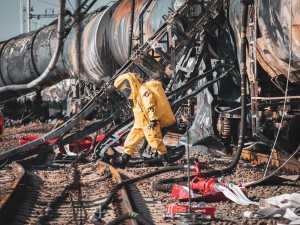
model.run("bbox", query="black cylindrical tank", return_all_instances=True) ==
[0,24,65,88]
[0,24,66,101]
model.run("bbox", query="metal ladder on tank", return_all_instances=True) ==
[248,0,259,137]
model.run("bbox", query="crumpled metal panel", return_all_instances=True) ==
[109,0,185,66]
[256,0,300,83]
[41,79,71,102]
[63,2,120,83]
[229,0,300,83]
[178,79,226,156]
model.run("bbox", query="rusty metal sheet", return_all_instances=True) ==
[256,0,300,83]
[233,148,300,173]
[109,0,185,66]
[63,2,120,84]
[229,0,300,83]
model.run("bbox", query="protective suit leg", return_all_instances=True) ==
[142,124,167,155]
[124,124,145,156]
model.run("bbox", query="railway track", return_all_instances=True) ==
[0,147,299,225]
[0,154,146,225]
[0,162,25,219]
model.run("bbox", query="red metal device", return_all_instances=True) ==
[165,204,216,219]
[0,110,4,141]
[172,163,247,202]
[19,134,106,154]
[19,132,126,155]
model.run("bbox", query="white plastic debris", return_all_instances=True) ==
[244,193,300,224]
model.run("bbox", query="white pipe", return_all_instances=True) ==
[214,184,245,205]
[230,184,258,205]
[215,182,258,205]
[0,0,66,93]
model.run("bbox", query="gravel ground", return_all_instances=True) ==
[121,160,300,225]
[0,123,299,225]
[0,166,16,200]
[0,123,54,153]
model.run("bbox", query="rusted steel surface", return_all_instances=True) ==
[109,0,185,65]
[256,0,300,82]
[229,0,300,83]
[0,24,67,102]
[98,160,138,225]
[0,162,25,215]
[109,0,147,65]
[233,148,300,173]
[63,3,120,84]
[0,25,65,88]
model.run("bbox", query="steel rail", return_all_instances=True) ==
[0,162,25,221]
[95,161,138,225]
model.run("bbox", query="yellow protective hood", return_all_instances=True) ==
[114,73,142,104]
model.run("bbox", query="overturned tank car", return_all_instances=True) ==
[0,0,299,171]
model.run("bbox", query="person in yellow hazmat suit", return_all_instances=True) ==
[111,72,177,168]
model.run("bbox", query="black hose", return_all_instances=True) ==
[98,165,185,211]
[200,1,248,177]
[152,182,175,191]
[85,134,98,156]
[107,212,154,225]
[152,177,187,191]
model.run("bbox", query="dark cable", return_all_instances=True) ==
[107,212,154,225]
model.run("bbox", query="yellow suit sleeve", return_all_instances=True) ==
[139,86,158,121]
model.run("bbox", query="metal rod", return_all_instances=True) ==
[77,0,82,110]
[27,0,31,32]
[20,0,24,34]
[186,120,191,213]
[290,0,293,52]
[252,96,300,100]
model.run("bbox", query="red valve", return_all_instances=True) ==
[172,162,246,203]
[191,163,219,195]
